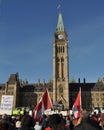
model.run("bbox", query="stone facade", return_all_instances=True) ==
[70,79,104,110]
[0,74,104,110]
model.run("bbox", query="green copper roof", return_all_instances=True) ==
[56,13,64,32]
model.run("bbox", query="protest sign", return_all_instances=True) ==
[0,95,14,115]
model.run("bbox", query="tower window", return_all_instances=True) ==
[57,63,59,78]
[59,87,63,93]
[59,46,61,53]
[63,46,64,53]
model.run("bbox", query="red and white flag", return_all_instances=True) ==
[72,88,82,119]
[33,89,53,121]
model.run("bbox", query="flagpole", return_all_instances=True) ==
[57,4,61,12]
[80,87,82,111]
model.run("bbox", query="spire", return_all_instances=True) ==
[56,13,64,32]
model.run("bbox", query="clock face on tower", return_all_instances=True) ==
[58,34,64,39]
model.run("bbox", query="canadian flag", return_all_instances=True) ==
[33,89,53,121]
[72,88,82,119]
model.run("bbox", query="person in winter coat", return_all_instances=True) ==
[0,120,9,130]
[45,114,70,130]
[34,121,42,130]
[73,112,101,130]
[20,114,35,130]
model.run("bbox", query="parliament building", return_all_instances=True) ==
[0,13,104,111]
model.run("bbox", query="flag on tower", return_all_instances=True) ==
[33,89,53,121]
[57,4,61,9]
[72,88,82,119]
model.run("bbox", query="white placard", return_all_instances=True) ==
[0,95,14,115]
[60,111,68,116]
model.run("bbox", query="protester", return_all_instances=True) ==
[34,121,42,130]
[0,120,9,130]
[0,114,15,130]
[15,115,21,130]
[20,114,35,130]
[40,114,49,130]
[71,117,79,128]
[65,116,70,127]
[99,113,104,130]
[45,114,70,130]
[72,110,101,130]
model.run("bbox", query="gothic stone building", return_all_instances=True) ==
[0,13,104,110]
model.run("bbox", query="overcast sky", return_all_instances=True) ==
[0,0,104,83]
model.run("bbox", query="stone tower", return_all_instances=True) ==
[5,73,20,109]
[53,13,69,109]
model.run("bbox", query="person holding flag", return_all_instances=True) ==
[33,88,53,122]
[71,87,82,128]
[72,88,101,130]
[72,87,82,120]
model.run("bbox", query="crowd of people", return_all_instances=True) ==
[0,110,104,130]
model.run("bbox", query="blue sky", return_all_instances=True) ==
[0,0,104,83]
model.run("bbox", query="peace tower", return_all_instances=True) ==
[53,13,69,109]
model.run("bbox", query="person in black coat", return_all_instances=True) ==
[46,114,70,130]
[73,114,101,130]
[20,114,35,130]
